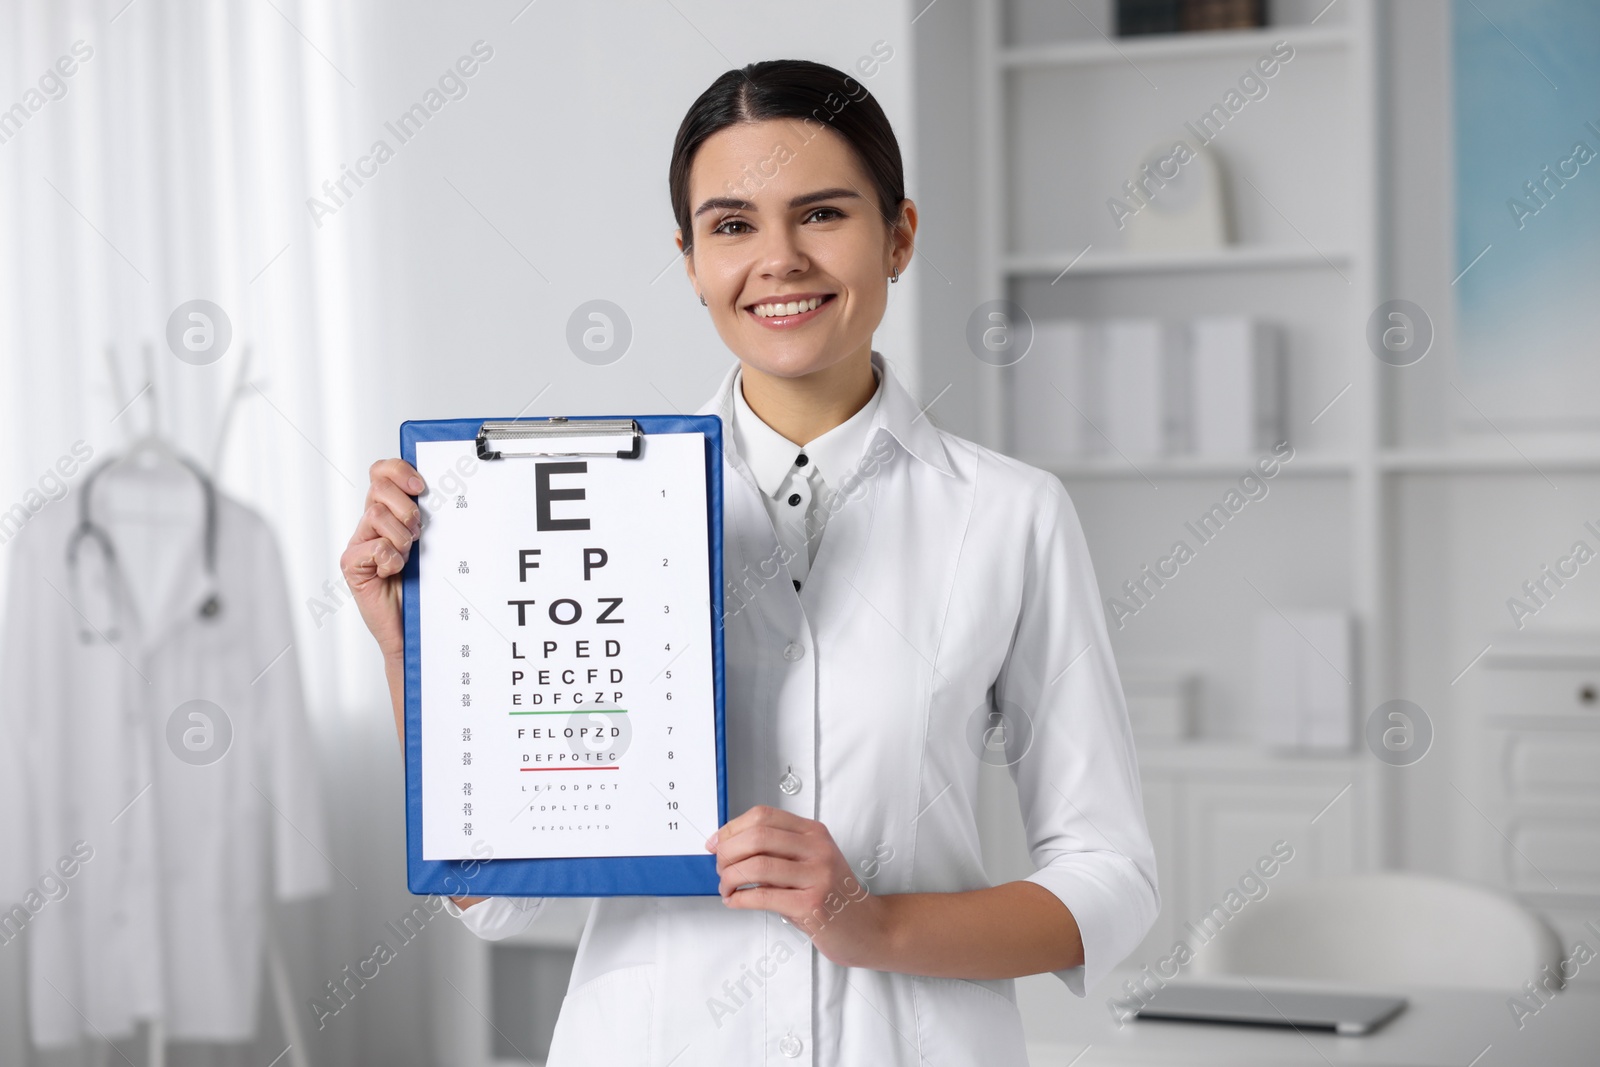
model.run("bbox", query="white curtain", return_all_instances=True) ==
[0,1,430,1064]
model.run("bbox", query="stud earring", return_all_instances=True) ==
[699,293,707,306]
[890,266,900,283]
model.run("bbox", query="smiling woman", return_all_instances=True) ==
[343,57,1160,1067]
[668,61,916,445]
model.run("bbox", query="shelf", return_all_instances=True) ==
[1022,453,1354,479]
[1479,628,1600,667]
[1029,449,1600,478]
[1134,740,1362,772]
[1004,244,1351,278]
[1379,448,1600,474]
[1000,24,1350,71]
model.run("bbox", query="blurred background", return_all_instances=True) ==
[1,0,1598,1064]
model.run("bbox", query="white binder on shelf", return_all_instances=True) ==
[1011,319,1097,458]
[1097,318,1186,458]
[1256,608,1354,751]
[1190,316,1285,457]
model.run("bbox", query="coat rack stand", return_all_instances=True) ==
[77,342,306,1067]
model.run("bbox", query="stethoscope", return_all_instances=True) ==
[66,455,222,643]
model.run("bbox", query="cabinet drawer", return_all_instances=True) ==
[1477,665,1600,721]
[1505,818,1600,894]
[1501,733,1600,804]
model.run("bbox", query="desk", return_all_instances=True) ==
[1021,970,1600,1066]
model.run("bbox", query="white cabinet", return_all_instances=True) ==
[1131,776,1181,963]
[996,742,1367,1048]
[1133,746,1365,966]
[1457,640,1600,932]
[983,743,1368,980]
[432,897,592,1067]
[1180,776,1358,899]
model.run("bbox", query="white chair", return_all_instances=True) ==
[1188,872,1564,990]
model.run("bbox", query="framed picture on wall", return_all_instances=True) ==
[1452,0,1600,440]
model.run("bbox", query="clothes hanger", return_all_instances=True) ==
[110,342,188,476]
[94,336,256,615]
[116,341,230,520]
[70,342,223,637]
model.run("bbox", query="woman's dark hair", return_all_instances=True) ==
[669,58,905,256]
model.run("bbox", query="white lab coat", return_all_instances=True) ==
[455,350,1160,1065]
[0,461,330,1047]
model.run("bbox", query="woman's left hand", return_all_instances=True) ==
[706,805,890,968]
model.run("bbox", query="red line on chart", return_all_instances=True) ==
[519,766,620,771]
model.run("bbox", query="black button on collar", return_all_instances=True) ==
[795,453,809,467]
[792,579,801,591]
[787,492,802,506]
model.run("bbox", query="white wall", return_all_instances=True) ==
[339,5,920,1062]
[344,0,921,433]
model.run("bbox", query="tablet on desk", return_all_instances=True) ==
[1135,982,1408,1035]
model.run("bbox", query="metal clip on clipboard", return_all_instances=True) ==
[475,417,643,460]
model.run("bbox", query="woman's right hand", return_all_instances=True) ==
[341,458,425,664]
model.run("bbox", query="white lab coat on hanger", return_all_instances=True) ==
[0,460,331,1047]
[453,349,1160,1065]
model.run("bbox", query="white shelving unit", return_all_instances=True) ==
[970,0,1389,935]
[965,5,1600,995]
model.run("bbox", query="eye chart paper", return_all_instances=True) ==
[411,430,720,864]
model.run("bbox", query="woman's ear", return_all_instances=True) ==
[676,229,697,290]
[891,199,918,275]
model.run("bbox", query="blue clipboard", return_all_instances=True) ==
[399,414,726,898]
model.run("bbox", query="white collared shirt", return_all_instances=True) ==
[729,360,882,589]
[455,349,1160,1066]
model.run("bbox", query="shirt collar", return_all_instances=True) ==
[730,362,882,498]
[698,349,955,485]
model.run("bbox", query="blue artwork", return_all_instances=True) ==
[1453,0,1600,431]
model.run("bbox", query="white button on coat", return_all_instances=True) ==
[457,349,1160,1066]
